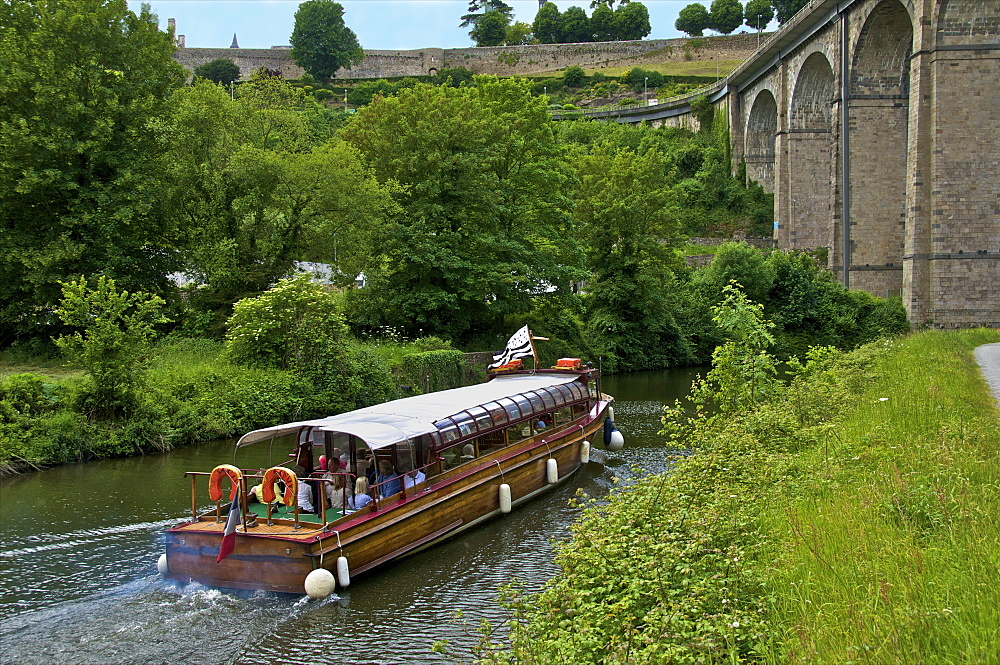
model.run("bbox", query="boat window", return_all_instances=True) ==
[555,406,572,425]
[451,412,477,437]
[435,420,461,445]
[468,406,493,432]
[526,392,545,413]
[537,388,557,410]
[553,384,574,405]
[513,395,532,419]
[572,403,587,418]
[499,397,521,421]
[508,421,531,444]
[589,382,599,398]
[476,429,506,454]
[484,401,508,426]
[568,382,586,400]
[533,414,553,433]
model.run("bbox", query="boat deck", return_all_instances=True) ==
[170,502,334,540]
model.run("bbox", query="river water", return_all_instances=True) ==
[0,368,700,665]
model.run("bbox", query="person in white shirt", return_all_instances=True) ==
[292,465,314,513]
[401,462,426,490]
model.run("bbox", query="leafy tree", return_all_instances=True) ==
[693,242,775,305]
[623,67,663,93]
[471,10,509,46]
[159,77,397,333]
[589,0,629,7]
[290,0,364,84]
[563,65,587,87]
[744,0,774,33]
[590,4,615,40]
[341,77,582,342]
[0,0,185,347]
[561,6,592,43]
[459,0,513,28]
[433,66,476,87]
[575,144,689,371]
[193,58,240,85]
[533,2,563,44]
[675,3,710,36]
[772,0,809,23]
[504,21,536,45]
[54,276,168,419]
[613,2,651,40]
[709,0,744,34]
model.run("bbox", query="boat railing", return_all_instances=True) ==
[184,469,349,531]
[369,457,440,512]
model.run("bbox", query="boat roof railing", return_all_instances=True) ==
[235,373,587,451]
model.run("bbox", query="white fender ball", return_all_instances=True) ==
[157,553,169,576]
[546,458,558,484]
[607,429,625,452]
[499,483,512,514]
[336,556,351,589]
[580,440,590,464]
[305,568,337,599]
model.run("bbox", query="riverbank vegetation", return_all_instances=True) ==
[2,0,906,472]
[463,322,1000,663]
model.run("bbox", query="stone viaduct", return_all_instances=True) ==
[561,0,999,329]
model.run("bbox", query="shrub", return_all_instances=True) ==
[563,65,586,87]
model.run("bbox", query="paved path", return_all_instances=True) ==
[975,343,1000,408]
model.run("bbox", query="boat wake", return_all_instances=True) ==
[0,518,179,558]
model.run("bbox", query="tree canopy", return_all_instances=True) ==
[193,58,240,85]
[533,2,563,44]
[613,2,651,40]
[772,0,809,24]
[676,3,711,36]
[471,10,509,46]
[290,0,364,83]
[744,0,774,32]
[341,77,582,341]
[0,0,185,347]
[709,0,744,35]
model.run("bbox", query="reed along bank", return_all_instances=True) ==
[471,328,1000,664]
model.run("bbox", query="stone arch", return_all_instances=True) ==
[936,0,1000,46]
[851,1,913,98]
[846,0,913,296]
[745,89,777,193]
[784,52,836,250]
[790,52,835,131]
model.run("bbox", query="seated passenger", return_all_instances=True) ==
[536,418,548,429]
[347,477,372,510]
[325,472,353,511]
[460,443,475,460]
[400,462,426,490]
[292,465,314,513]
[375,460,402,498]
[247,481,282,504]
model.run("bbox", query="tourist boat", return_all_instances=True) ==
[159,351,624,598]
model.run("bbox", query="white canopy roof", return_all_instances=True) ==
[235,373,581,450]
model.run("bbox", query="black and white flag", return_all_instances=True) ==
[488,325,533,369]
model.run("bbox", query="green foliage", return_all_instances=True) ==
[693,242,775,304]
[0,0,185,347]
[397,350,468,393]
[533,2,562,43]
[193,58,240,85]
[772,0,809,24]
[224,273,348,372]
[504,21,536,46]
[590,4,615,40]
[159,76,397,332]
[560,6,591,43]
[676,2,711,36]
[709,0,744,35]
[690,94,714,132]
[622,67,664,93]
[341,77,583,343]
[290,0,364,83]
[575,144,691,371]
[744,0,774,32]
[613,2,652,40]
[563,65,587,87]
[471,10,509,46]
[432,67,476,87]
[54,276,169,419]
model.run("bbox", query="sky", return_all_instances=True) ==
[126,1,750,51]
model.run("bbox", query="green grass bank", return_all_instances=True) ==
[470,328,1000,663]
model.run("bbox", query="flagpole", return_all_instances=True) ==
[527,328,539,371]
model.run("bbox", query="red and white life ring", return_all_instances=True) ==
[262,466,298,506]
[208,464,243,502]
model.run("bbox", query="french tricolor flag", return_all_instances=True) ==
[216,493,241,563]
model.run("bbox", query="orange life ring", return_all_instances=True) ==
[208,464,243,502]
[261,467,298,506]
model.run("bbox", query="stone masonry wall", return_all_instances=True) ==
[172,35,760,81]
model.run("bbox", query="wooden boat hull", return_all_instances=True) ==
[164,405,607,595]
